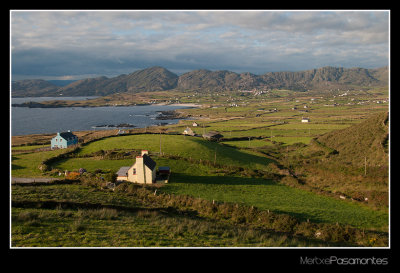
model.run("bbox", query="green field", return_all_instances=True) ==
[12,207,318,247]
[11,87,389,247]
[50,149,387,230]
[76,134,274,171]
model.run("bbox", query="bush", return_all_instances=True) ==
[272,214,299,233]
[65,172,80,180]
[294,221,318,237]
[38,164,50,172]
[280,175,301,187]
[103,172,117,183]
[317,223,353,243]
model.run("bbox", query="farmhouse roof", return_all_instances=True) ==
[59,131,77,140]
[116,166,130,177]
[143,154,156,170]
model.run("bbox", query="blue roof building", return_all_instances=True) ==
[51,131,78,149]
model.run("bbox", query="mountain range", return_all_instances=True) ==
[11,66,388,97]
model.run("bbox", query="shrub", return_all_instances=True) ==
[317,223,353,243]
[216,202,235,220]
[272,214,299,233]
[66,172,80,180]
[294,221,318,237]
[280,175,301,187]
[103,172,117,183]
[38,163,51,172]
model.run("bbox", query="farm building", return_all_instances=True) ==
[301,117,310,123]
[51,131,78,149]
[192,122,199,127]
[202,131,224,141]
[116,150,156,184]
[158,166,171,175]
[157,166,171,183]
[183,127,195,136]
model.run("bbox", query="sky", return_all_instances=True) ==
[10,10,390,81]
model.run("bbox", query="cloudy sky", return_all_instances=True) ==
[11,10,389,80]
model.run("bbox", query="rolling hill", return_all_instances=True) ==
[11,79,59,97]
[316,111,389,167]
[12,66,388,97]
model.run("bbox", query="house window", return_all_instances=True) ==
[133,168,136,175]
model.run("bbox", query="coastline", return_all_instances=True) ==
[11,103,196,137]
[11,100,203,109]
[153,102,202,108]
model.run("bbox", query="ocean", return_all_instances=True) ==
[11,97,193,136]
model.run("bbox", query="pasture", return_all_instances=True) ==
[11,87,389,246]
[50,137,387,230]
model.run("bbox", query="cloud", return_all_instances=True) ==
[11,10,389,79]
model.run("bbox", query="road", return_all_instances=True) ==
[11,177,58,184]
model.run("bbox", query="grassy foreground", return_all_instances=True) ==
[11,182,387,247]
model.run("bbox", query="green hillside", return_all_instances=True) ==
[77,134,274,171]
[317,111,389,167]
[283,111,389,210]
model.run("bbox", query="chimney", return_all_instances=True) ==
[141,150,149,156]
[135,155,145,183]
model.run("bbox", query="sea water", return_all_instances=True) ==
[11,97,192,136]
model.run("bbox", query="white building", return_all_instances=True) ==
[116,150,156,184]
[183,127,195,136]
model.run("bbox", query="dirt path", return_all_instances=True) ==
[11,177,58,184]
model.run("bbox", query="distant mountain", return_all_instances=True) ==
[55,66,179,96]
[11,66,388,97]
[177,69,262,91]
[12,79,59,97]
[125,66,178,93]
[177,66,388,92]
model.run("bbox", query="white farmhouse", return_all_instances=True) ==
[183,127,195,136]
[301,117,310,123]
[116,150,156,184]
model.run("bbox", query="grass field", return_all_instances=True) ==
[11,204,333,247]
[11,87,389,247]
[76,134,274,171]
[12,149,66,177]
[50,154,388,230]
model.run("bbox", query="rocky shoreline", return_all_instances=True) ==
[91,123,136,129]
[155,110,182,120]
[11,101,98,108]
[11,100,201,109]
